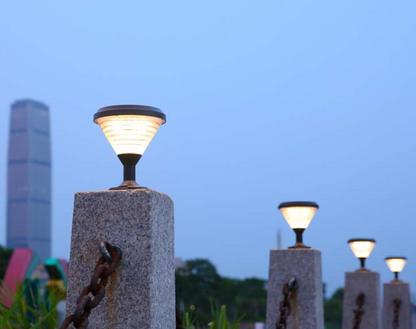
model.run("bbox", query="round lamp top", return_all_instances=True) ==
[348,238,376,244]
[385,257,407,273]
[278,201,319,209]
[385,256,407,261]
[93,105,167,123]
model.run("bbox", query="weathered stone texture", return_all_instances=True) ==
[382,281,411,329]
[66,189,175,329]
[266,249,324,329]
[342,271,380,329]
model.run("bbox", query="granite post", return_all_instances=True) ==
[266,249,324,329]
[382,281,411,329]
[342,271,381,329]
[65,189,175,329]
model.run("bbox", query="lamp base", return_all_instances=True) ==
[355,268,370,273]
[391,279,403,283]
[289,243,311,249]
[110,180,147,190]
[290,229,310,249]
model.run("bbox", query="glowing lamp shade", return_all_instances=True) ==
[95,115,165,156]
[385,257,407,274]
[278,201,319,249]
[94,105,167,190]
[279,204,319,229]
[348,239,376,259]
[348,238,376,271]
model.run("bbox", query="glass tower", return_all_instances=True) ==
[7,99,52,261]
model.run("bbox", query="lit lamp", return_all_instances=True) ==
[93,105,166,190]
[385,257,407,281]
[348,239,376,271]
[278,201,319,249]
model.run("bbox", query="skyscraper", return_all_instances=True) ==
[7,99,52,261]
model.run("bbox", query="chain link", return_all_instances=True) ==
[392,298,401,329]
[275,278,298,329]
[59,242,122,329]
[352,293,365,329]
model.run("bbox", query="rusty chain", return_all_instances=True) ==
[392,298,401,329]
[59,242,122,329]
[352,293,365,329]
[275,277,298,329]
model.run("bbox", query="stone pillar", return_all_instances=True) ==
[382,281,412,329]
[266,249,324,329]
[65,189,175,329]
[342,271,381,329]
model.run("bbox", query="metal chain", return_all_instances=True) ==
[352,293,365,329]
[275,277,298,329]
[392,298,401,329]
[59,242,122,329]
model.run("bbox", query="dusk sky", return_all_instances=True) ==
[1,1,415,296]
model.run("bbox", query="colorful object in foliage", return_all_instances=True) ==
[45,258,69,298]
[0,248,39,306]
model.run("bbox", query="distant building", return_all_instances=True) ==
[6,99,52,261]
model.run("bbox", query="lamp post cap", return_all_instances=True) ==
[94,105,166,123]
[348,238,376,244]
[278,201,319,209]
[385,256,407,260]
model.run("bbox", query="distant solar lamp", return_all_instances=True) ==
[385,257,407,281]
[278,201,319,249]
[94,105,166,190]
[348,238,376,271]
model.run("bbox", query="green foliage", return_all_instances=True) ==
[324,288,344,329]
[208,303,245,329]
[0,245,13,280]
[0,281,63,328]
[182,306,197,329]
[176,259,267,325]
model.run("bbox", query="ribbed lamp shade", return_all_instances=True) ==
[386,257,407,273]
[93,105,167,190]
[279,206,318,229]
[95,115,165,156]
[348,239,376,259]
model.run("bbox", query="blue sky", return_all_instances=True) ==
[1,1,416,296]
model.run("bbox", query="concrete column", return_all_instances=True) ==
[65,189,175,329]
[342,271,381,329]
[266,249,324,329]
[382,281,411,329]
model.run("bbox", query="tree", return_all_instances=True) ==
[0,245,13,280]
[324,288,344,329]
[176,259,267,326]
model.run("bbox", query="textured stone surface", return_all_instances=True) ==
[66,189,175,329]
[342,271,380,329]
[266,249,324,329]
[382,281,411,329]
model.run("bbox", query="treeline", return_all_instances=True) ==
[0,245,13,280]
[176,258,344,328]
[175,259,267,325]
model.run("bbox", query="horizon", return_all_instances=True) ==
[1,1,416,297]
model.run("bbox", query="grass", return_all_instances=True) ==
[182,301,247,329]
[0,280,63,329]
[208,303,245,329]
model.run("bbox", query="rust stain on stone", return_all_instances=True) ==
[106,271,118,328]
[291,296,299,328]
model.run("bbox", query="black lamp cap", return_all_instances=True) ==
[278,201,319,209]
[94,105,167,123]
[348,238,376,244]
[385,256,407,260]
